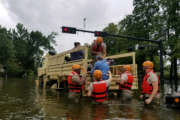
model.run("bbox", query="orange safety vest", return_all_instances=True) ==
[67,71,83,93]
[92,43,103,52]
[142,70,160,94]
[92,82,107,103]
[119,71,134,90]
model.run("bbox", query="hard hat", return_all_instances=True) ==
[123,65,131,71]
[72,64,81,70]
[93,70,102,79]
[96,37,103,43]
[142,61,154,69]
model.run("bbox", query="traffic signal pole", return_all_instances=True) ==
[62,26,164,93]
[159,41,164,93]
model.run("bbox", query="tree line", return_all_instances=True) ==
[0,23,57,78]
[103,0,180,91]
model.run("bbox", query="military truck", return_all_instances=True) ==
[36,45,138,96]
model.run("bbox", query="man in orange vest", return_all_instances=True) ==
[140,61,160,105]
[68,64,86,101]
[91,37,107,61]
[117,65,134,101]
[88,70,112,103]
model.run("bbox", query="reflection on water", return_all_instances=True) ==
[0,78,180,120]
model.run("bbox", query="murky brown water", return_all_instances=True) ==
[0,78,180,120]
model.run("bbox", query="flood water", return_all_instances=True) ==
[0,78,180,120]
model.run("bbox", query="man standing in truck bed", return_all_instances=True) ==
[91,37,106,61]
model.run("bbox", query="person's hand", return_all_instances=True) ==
[96,52,101,54]
[120,80,124,85]
[116,80,120,84]
[139,95,143,99]
[82,74,87,77]
[145,97,152,104]
[108,71,111,75]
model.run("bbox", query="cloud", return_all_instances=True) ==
[2,0,108,32]
[1,0,133,52]
[0,0,17,28]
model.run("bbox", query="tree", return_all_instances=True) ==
[12,23,57,77]
[0,26,14,65]
[160,0,180,91]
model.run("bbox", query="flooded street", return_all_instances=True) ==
[0,78,180,120]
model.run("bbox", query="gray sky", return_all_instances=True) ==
[0,0,133,52]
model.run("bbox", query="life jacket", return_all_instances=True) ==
[92,43,103,52]
[119,71,134,90]
[67,71,83,93]
[92,82,107,103]
[142,70,160,94]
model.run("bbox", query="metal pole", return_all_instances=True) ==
[159,40,164,94]
[83,18,86,29]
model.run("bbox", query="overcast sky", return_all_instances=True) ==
[0,0,133,52]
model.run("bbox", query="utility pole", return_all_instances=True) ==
[83,18,86,29]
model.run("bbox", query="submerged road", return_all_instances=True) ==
[0,78,179,120]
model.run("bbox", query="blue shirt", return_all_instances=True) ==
[91,59,110,80]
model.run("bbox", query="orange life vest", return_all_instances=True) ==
[142,71,160,94]
[92,82,107,103]
[67,71,83,93]
[92,43,103,52]
[119,71,134,90]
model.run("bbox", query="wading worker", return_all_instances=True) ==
[68,64,86,101]
[91,37,106,61]
[88,70,112,103]
[117,65,134,101]
[140,61,160,105]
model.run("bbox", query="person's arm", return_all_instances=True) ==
[119,74,128,85]
[71,74,83,84]
[145,73,159,104]
[80,74,86,85]
[105,71,112,87]
[90,62,98,74]
[103,47,107,58]
[145,81,158,104]
[108,71,112,82]
[88,84,93,96]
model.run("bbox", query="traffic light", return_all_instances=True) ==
[62,26,76,34]
[94,31,107,37]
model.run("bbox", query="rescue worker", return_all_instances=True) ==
[67,64,86,102]
[117,65,134,101]
[91,54,110,81]
[140,61,160,105]
[88,70,112,103]
[91,37,106,61]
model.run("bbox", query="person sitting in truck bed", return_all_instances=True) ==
[70,42,84,61]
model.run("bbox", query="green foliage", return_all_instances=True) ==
[7,59,24,77]
[0,26,14,65]
[103,0,180,80]
[0,23,57,77]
